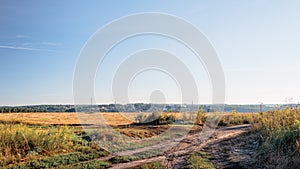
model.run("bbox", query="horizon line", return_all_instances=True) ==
[0,102,296,107]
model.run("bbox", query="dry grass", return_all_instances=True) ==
[218,112,259,127]
[0,112,257,127]
[0,112,183,126]
[0,113,80,125]
[2,110,299,168]
[0,123,90,167]
[116,125,171,138]
[0,112,144,126]
[255,109,300,168]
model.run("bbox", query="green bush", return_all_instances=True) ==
[158,114,176,125]
[134,113,176,125]
[195,106,206,125]
[109,155,140,164]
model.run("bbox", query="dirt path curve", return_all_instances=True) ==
[101,124,252,169]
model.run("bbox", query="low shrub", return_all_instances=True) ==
[109,155,140,164]
[134,112,176,125]
[218,113,258,127]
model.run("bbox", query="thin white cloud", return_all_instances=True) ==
[41,41,62,46]
[15,34,31,39]
[0,45,58,52]
[21,42,33,46]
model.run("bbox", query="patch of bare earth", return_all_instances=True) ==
[98,124,259,169]
[200,126,259,169]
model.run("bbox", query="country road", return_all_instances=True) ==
[98,124,256,169]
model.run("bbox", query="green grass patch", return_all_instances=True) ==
[109,155,140,164]
[129,162,164,169]
[186,151,215,169]
[3,150,109,169]
[56,160,111,169]
[132,149,161,159]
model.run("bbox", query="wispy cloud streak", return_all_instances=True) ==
[0,45,58,52]
[15,35,31,39]
[41,41,62,46]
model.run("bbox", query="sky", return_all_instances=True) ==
[0,0,300,105]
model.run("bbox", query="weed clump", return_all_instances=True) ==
[186,151,215,169]
[0,122,108,167]
[256,109,300,168]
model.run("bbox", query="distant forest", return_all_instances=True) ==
[0,103,295,113]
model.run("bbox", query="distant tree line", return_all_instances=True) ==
[0,107,47,113]
[0,105,73,113]
[0,104,290,113]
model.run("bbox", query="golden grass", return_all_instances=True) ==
[0,123,80,166]
[0,112,182,126]
[0,112,136,126]
[0,113,79,125]
[0,112,258,127]
[255,109,300,168]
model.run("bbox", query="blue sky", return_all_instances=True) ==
[0,1,300,105]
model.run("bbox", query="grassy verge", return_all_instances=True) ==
[3,151,109,169]
[218,112,258,127]
[255,109,300,168]
[0,122,109,168]
[109,155,140,164]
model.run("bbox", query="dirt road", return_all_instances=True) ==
[100,124,256,169]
